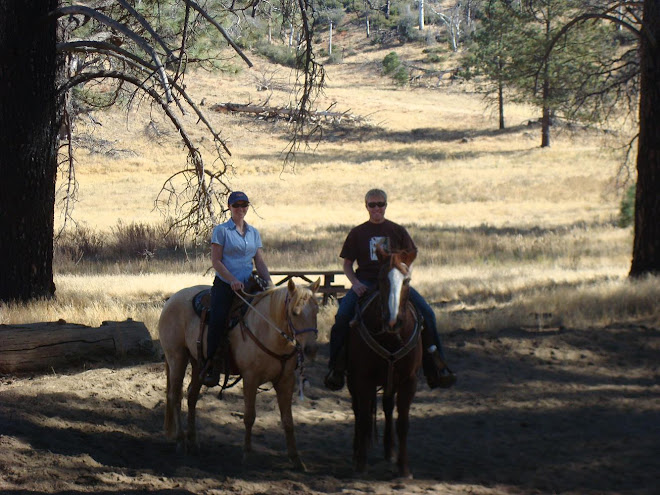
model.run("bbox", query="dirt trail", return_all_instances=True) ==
[1,323,658,494]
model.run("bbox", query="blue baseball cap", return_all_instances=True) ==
[228,191,249,205]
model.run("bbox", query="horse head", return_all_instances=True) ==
[376,246,416,330]
[286,278,320,360]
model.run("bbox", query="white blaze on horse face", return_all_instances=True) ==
[387,267,406,327]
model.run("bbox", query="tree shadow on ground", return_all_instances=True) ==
[1,321,657,494]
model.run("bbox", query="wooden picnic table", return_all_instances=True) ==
[269,270,347,305]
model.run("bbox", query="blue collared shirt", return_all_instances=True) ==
[211,218,262,284]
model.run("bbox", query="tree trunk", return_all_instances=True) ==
[498,79,505,130]
[630,1,660,276]
[0,0,63,302]
[541,76,551,147]
[540,16,551,148]
[419,0,425,30]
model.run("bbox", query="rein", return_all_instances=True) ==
[355,292,420,396]
[235,289,318,397]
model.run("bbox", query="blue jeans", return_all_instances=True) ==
[408,287,447,361]
[328,283,447,366]
[207,276,235,359]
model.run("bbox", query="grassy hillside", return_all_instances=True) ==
[58,33,633,232]
[4,36,657,338]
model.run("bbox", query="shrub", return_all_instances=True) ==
[255,41,298,68]
[393,66,409,86]
[111,220,160,259]
[423,53,446,64]
[326,50,344,64]
[618,184,636,228]
[382,52,401,75]
[55,225,106,262]
[397,15,426,42]
[382,52,409,86]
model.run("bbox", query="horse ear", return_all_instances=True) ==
[401,249,417,266]
[376,245,389,263]
[287,278,296,293]
[310,278,321,293]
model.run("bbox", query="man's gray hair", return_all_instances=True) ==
[365,188,387,203]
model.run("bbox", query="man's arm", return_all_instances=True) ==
[343,258,368,296]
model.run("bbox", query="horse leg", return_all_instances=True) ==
[352,387,375,474]
[395,377,417,479]
[164,353,188,454]
[241,375,258,464]
[185,359,203,455]
[274,374,306,471]
[383,392,396,463]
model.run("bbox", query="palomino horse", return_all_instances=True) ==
[347,248,422,478]
[158,278,320,470]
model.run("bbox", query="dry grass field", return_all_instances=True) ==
[1,38,659,495]
[9,40,652,334]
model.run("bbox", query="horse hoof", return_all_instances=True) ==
[292,459,307,472]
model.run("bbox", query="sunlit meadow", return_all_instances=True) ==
[2,44,658,340]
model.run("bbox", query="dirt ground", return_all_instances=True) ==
[1,321,658,495]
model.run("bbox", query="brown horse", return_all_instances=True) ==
[347,248,422,478]
[158,278,320,470]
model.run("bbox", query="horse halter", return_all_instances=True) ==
[284,291,319,342]
[235,288,318,369]
[234,289,317,346]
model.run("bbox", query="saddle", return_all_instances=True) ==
[192,274,268,321]
[193,275,269,377]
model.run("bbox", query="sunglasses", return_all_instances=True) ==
[231,202,249,208]
[367,201,387,208]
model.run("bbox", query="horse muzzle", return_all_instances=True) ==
[295,327,319,361]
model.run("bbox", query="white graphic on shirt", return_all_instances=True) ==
[369,236,390,260]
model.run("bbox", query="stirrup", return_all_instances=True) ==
[426,367,456,389]
[199,346,225,387]
[201,365,221,387]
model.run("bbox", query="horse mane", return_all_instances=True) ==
[248,283,316,326]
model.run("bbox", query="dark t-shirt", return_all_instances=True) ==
[339,219,417,283]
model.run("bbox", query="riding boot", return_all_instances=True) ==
[201,338,227,387]
[324,315,351,391]
[420,326,456,389]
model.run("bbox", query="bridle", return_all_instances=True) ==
[235,288,318,392]
[354,265,420,395]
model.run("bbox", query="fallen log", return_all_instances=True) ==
[0,319,154,373]
[210,102,360,123]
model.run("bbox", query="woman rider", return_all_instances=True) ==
[201,191,272,387]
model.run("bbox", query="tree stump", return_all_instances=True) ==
[0,319,154,373]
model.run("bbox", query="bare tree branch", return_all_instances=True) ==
[60,69,226,234]
[57,40,232,156]
[184,0,254,68]
[51,5,174,102]
[116,0,176,63]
